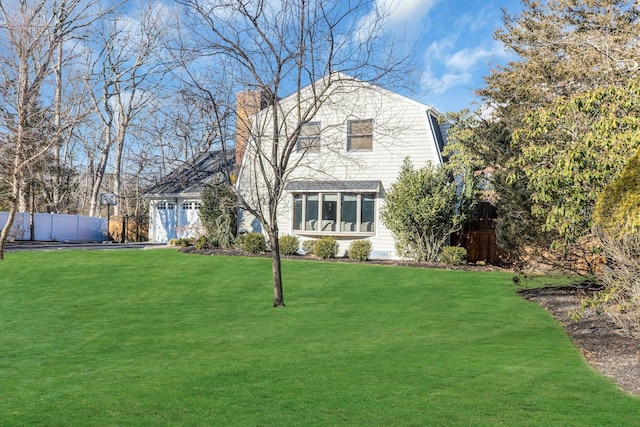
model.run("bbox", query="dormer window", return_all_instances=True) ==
[347,119,373,151]
[297,121,321,153]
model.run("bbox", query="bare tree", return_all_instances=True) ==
[0,0,95,259]
[178,0,411,306]
[159,13,237,176]
[146,86,235,176]
[85,3,168,217]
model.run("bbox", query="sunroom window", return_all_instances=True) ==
[292,192,376,234]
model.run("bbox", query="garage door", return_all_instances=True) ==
[153,201,176,242]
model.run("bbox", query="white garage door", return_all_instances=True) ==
[153,201,176,242]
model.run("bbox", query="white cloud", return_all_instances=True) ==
[446,42,509,72]
[424,37,456,60]
[378,0,441,27]
[421,69,471,94]
[355,0,440,41]
[453,8,492,33]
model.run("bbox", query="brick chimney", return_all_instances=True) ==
[236,90,267,176]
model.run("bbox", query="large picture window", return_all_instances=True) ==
[292,192,376,234]
[347,119,373,151]
[297,121,321,153]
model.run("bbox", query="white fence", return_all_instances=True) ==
[0,212,107,242]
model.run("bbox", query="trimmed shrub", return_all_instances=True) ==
[440,246,467,265]
[301,239,315,255]
[347,240,371,261]
[168,237,194,247]
[314,237,339,259]
[279,235,300,255]
[240,232,266,254]
[195,236,220,250]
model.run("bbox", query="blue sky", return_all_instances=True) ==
[118,0,524,115]
[386,0,523,113]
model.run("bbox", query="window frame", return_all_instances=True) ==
[297,121,322,153]
[347,119,373,151]
[157,201,175,210]
[291,191,376,236]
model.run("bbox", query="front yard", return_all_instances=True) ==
[1,249,638,425]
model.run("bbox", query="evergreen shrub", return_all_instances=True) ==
[439,246,467,265]
[302,239,315,255]
[279,235,300,255]
[314,237,339,259]
[347,240,371,261]
[240,233,266,254]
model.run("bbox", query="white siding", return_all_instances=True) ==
[236,76,443,259]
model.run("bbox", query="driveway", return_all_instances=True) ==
[5,242,167,252]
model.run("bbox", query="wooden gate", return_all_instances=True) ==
[462,230,501,265]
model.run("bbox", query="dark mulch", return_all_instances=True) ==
[519,285,640,396]
[178,246,504,271]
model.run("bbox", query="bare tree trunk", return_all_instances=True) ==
[270,232,285,307]
[0,206,17,260]
[88,144,110,217]
[112,122,126,216]
[0,172,21,260]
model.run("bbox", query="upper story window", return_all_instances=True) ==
[347,119,373,151]
[297,121,321,153]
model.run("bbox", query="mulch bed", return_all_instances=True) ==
[519,285,640,396]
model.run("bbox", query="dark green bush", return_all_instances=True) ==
[347,240,372,261]
[301,239,315,255]
[240,232,266,254]
[279,235,300,255]
[439,246,467,265]
[200,182,237,248]
[314,237,339,259]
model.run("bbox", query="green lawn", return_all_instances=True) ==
[1,250,638,426]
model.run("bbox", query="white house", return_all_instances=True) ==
[145,149,235,243]
[236,73,446,259]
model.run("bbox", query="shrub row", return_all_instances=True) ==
[179,233,465,265]
[168,237,194,247]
